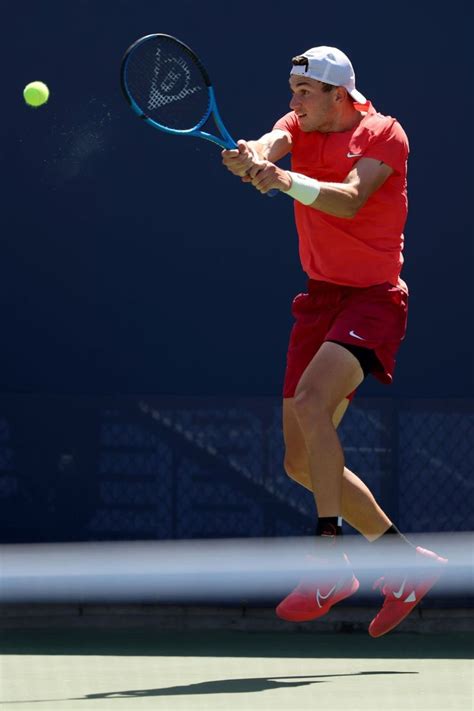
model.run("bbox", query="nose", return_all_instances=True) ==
[289,94,299,110]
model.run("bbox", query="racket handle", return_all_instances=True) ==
[266,189,278,198]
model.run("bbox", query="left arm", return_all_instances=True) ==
[250,158,394,218]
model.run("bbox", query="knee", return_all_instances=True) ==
[293,385,332,429]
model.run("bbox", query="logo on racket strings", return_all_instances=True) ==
[148,48,202,110]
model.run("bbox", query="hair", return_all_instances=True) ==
[320,82,335,93]
[322,83,355,103]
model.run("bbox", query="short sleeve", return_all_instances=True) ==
[273,111,299,140]
[363,120,409,175]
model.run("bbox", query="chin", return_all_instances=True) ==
[297,117,313,132]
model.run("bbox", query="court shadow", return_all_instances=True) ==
[2,671,418,705]
[82,670,418,700]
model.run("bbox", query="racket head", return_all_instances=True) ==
[121,33,276,195]
[120,33,213,134]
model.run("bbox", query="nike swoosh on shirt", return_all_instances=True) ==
[347,152,363,158]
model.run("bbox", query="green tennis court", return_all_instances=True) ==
[1,628,472,711]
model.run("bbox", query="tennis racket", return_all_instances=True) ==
[120,33,277,197]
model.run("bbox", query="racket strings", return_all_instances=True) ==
[148,54,202,110]
[124,36,211,131]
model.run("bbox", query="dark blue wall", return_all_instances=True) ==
[1,0,472,398]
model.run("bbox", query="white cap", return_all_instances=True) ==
[290,46,367,104]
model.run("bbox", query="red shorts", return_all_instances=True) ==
[283,279,408,399]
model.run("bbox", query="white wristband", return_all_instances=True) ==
[284,171,321,205]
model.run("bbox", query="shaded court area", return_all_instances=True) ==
[1,629,472,711]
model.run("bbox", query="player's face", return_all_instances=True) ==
[289,76,338,132]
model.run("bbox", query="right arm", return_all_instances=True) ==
[248,129,292,163]
[221,129,291,179]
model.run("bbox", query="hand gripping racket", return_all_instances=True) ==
[120,33,277,197]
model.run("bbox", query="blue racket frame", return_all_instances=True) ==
[121,34,237,149]
[124,85,237,150]
[120,34,277,195]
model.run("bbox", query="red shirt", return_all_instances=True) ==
[273,105,409,287]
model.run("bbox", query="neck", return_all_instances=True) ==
[322,105,364,133]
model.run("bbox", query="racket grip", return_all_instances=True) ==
[266,189,278,198]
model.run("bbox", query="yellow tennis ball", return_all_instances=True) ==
[23,81,50,108]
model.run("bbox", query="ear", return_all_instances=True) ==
[334,87,347,103]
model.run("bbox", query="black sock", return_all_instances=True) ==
[316,516,343,538]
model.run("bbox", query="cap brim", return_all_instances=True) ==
[349,88,367,104]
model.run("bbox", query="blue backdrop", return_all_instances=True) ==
[1,0,471,399]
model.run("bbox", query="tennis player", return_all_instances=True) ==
[222,46,447,637]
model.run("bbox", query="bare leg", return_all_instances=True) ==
[283,392,391,541]
[292,342,365,517]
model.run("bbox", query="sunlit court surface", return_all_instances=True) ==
[1,535,473,711]
[1,629,472,711]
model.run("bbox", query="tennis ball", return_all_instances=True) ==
[23,81,50,108]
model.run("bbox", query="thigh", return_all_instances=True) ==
[283,284,370,402]
[326,281,409,385]
[294,341,364,415]
[283,289,337,400]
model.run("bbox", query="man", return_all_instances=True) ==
[222,46,447,637]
